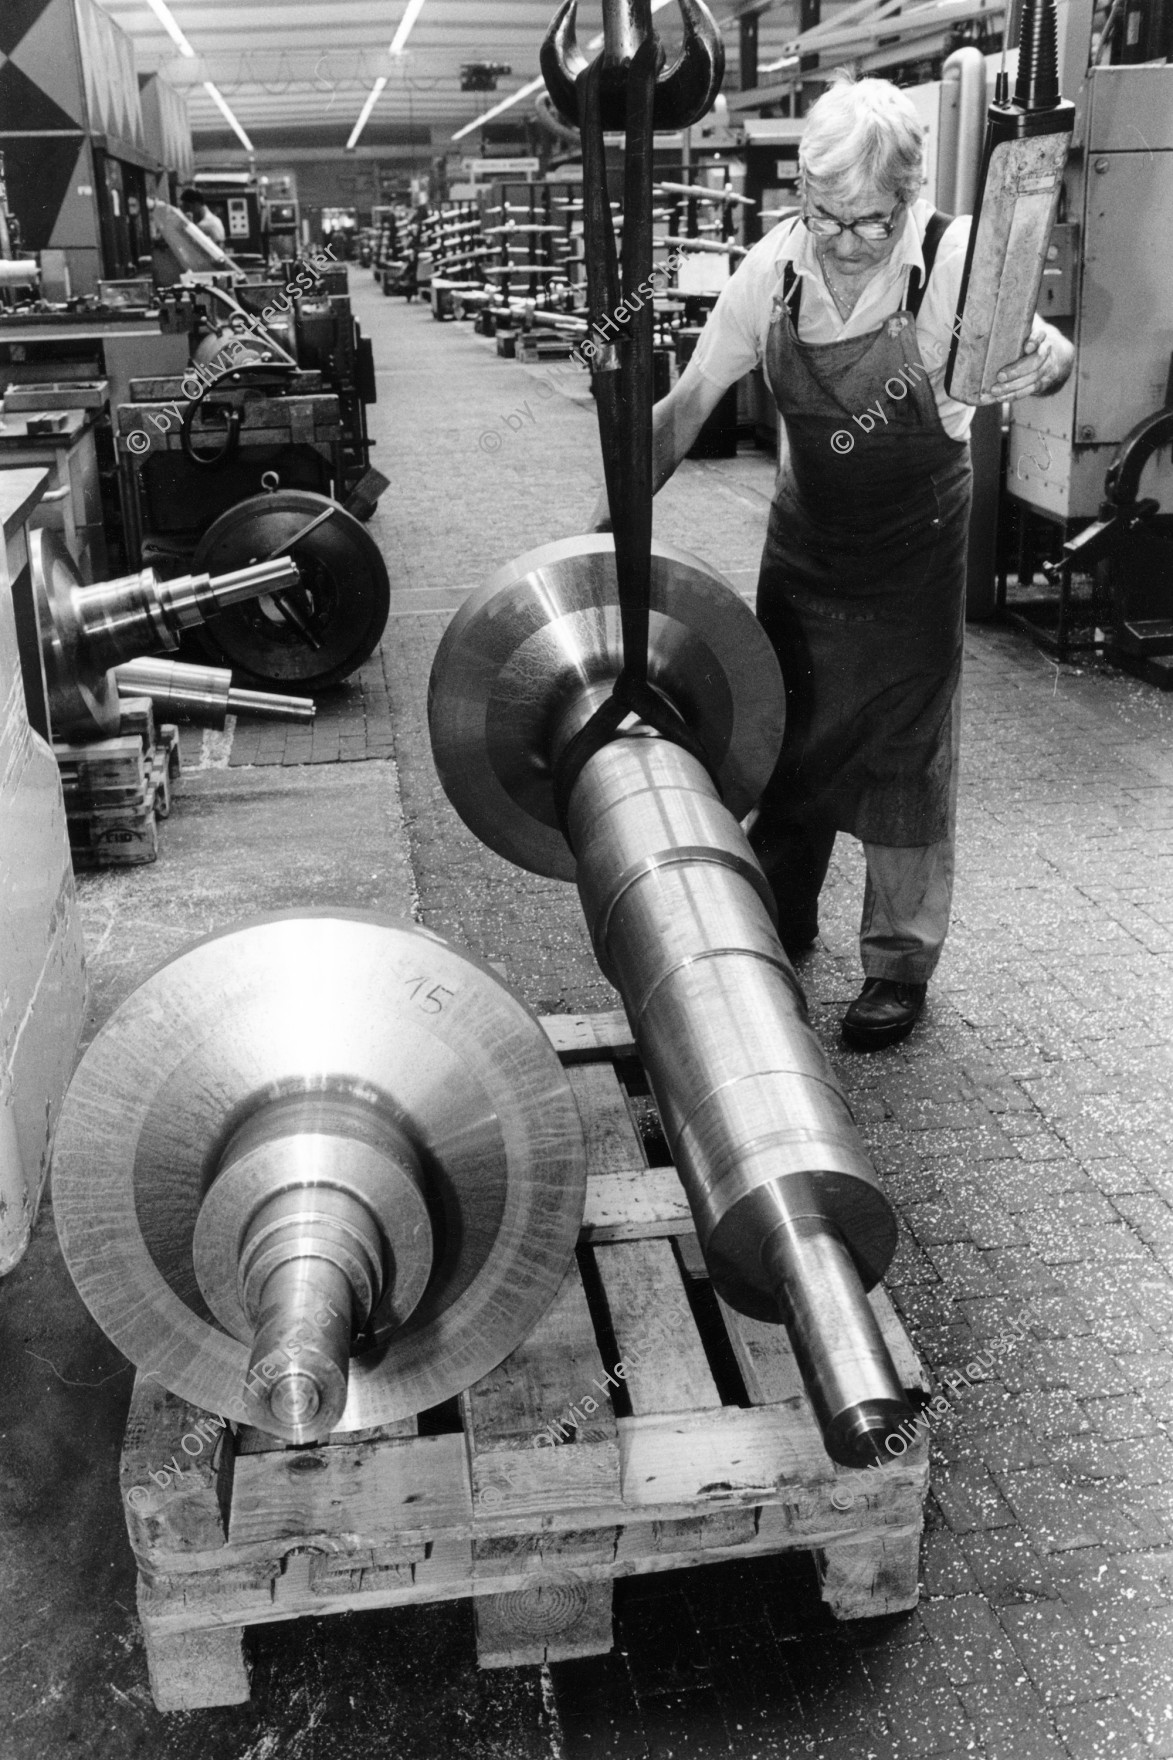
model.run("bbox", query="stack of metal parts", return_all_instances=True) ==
[52,913,588,1445]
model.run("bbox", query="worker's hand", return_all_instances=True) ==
[984,315,1074,403]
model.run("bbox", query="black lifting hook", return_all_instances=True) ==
[540,0,725,133]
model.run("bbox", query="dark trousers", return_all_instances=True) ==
[748,812,955,982]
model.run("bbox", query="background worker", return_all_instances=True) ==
[598,72,1073,1050]
[180,187,227,246]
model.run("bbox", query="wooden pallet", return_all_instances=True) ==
[120,1011,930,1712]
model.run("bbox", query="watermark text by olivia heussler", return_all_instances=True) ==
[475,1305,1033,1504]
[121,246,337,458]
[124,1296,344,1507]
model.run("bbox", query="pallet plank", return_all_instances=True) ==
[541,1010,634,1059]
[595,1237,722,1415]
[461,1260,621,1510]
[618,1405,827,1508]
[566,1061,646,1178]
[228,1431,471,1551]
[718,1299,808,1405]
[581,1166,691,1241]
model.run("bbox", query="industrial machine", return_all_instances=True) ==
[1004,45,1173,670]
[159,273,378,499]
[148,272,377,506]
[51,914,587,1445]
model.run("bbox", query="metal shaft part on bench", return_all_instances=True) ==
[194,1091,431,1441]
[114,657,316,728]
[29,527,303,741]
[428,536,915,1468]
[74,554,302,670]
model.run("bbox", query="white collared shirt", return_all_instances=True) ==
[689,197,975,441]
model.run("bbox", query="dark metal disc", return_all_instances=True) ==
[51,912,586,1429]
[191,491,390,691]
[428,535,785,881]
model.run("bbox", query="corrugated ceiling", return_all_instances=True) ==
[94,0,824,150]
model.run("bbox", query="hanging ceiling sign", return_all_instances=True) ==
[461,157,541,176]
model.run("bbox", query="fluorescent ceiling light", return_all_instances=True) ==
[142,0,195,57]
[390,0,427,55]
[347,76,388,150]
[203,80,254,152]
[451,0,691,141]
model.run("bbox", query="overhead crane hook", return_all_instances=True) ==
[540,0,725,132]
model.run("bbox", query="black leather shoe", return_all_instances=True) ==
[842,978,927,1050]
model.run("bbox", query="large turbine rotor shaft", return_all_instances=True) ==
[428,537,915,1467]
[565,731,912,1464]
[52,913,587,1445]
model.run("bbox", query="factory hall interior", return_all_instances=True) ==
[3,0,1173,1757]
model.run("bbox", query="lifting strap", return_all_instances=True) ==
[552,46,722,840]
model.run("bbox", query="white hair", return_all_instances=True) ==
[799,72,926,206]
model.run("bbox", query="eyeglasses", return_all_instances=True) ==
[802,202,903,242]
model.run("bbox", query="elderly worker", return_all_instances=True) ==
[631,73,1072,1049]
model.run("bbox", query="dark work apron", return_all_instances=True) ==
[756,219,972,847]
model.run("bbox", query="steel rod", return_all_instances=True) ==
[74,554,301,669]
[114,657,316,726]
